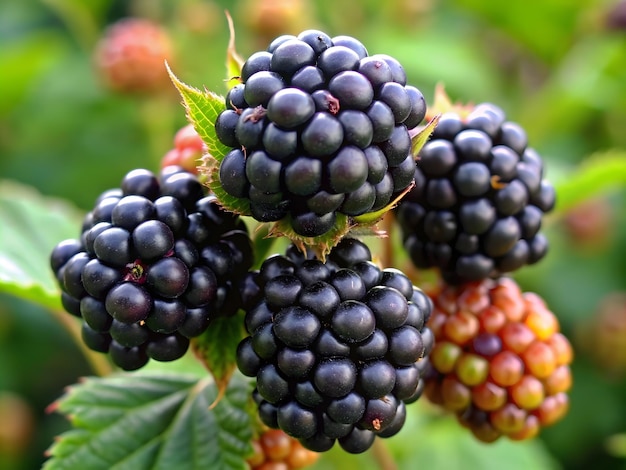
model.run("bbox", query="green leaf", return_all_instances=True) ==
[166,63,230,163]
[553,150,626,214]
[44,372,253,470]
[166,63,251,216]
[191,312,246,399]
[0,180,83,311]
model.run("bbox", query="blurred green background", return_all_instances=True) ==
[1,0,626,469]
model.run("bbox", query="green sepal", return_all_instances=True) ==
[268,212,352,261]
[190,311,246,406]
[201,153,252,216]
[352,181,415,226]
[166,63,252,217]
[350,112,439,231]
[411,113,440,159]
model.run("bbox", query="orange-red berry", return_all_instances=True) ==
[425,277,573,442]
[248,429,319,470]
[94,18,174,94]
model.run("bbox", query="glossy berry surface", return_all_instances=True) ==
[236,238,433,453]
[423,277,573,442]
[214,30,427,238]
[397,103,555,284]
[50,166,253,371]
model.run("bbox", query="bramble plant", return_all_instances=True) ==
[3,10,626,470]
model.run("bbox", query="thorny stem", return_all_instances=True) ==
[372,438,398,470]
[52,309,113,377]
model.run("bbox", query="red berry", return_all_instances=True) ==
[285,441,320,469]
[499,322,535,354]
[248,429,319,470]
[510,375,545,410]
[490,403,526,434]
[471,381,507,411]
[260,429,293,461]
[161,124,205,174]
[94,18,174,94]
[522,341,557,379]
[174,124,204,152]
[490,350,524,387]
[425,277,573,442]
[443,311,480,346]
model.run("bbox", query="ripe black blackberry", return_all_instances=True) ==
[213,30,427,239]
[396,101,555,284]
[236,238,433,454]
[50,166,253,371]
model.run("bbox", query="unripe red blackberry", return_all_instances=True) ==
[212,30,427,240]
[50,166,253,371]
[423,277,572,442]
[397,100,555,284]
[562,197,613,249]
[247,428,320,470]
[94,17,174,94]
[161,124,205,174]
[577,292,626,376]
[237,238,433,453]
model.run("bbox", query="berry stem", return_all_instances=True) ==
[52,309,114,377]
[371,438,398,470]
[381,210,395,269]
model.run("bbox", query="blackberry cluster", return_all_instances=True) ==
[247,429,319,470]
[424,277,573,442]
[396,103,555,284]
[215,30,427,237]
[236,238,434,454]
[50,166,253,371]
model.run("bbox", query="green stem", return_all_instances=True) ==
[381,211,395,269]
[371,439,397,470]
[52,309,113,377]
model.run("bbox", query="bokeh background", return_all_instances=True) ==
[1,0,626,469]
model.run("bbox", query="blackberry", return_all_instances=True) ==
[235,238,433,453]
[397,102,555,283]
[50,166,253,371]
[213,30,427,239]
[423,277,573,442]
